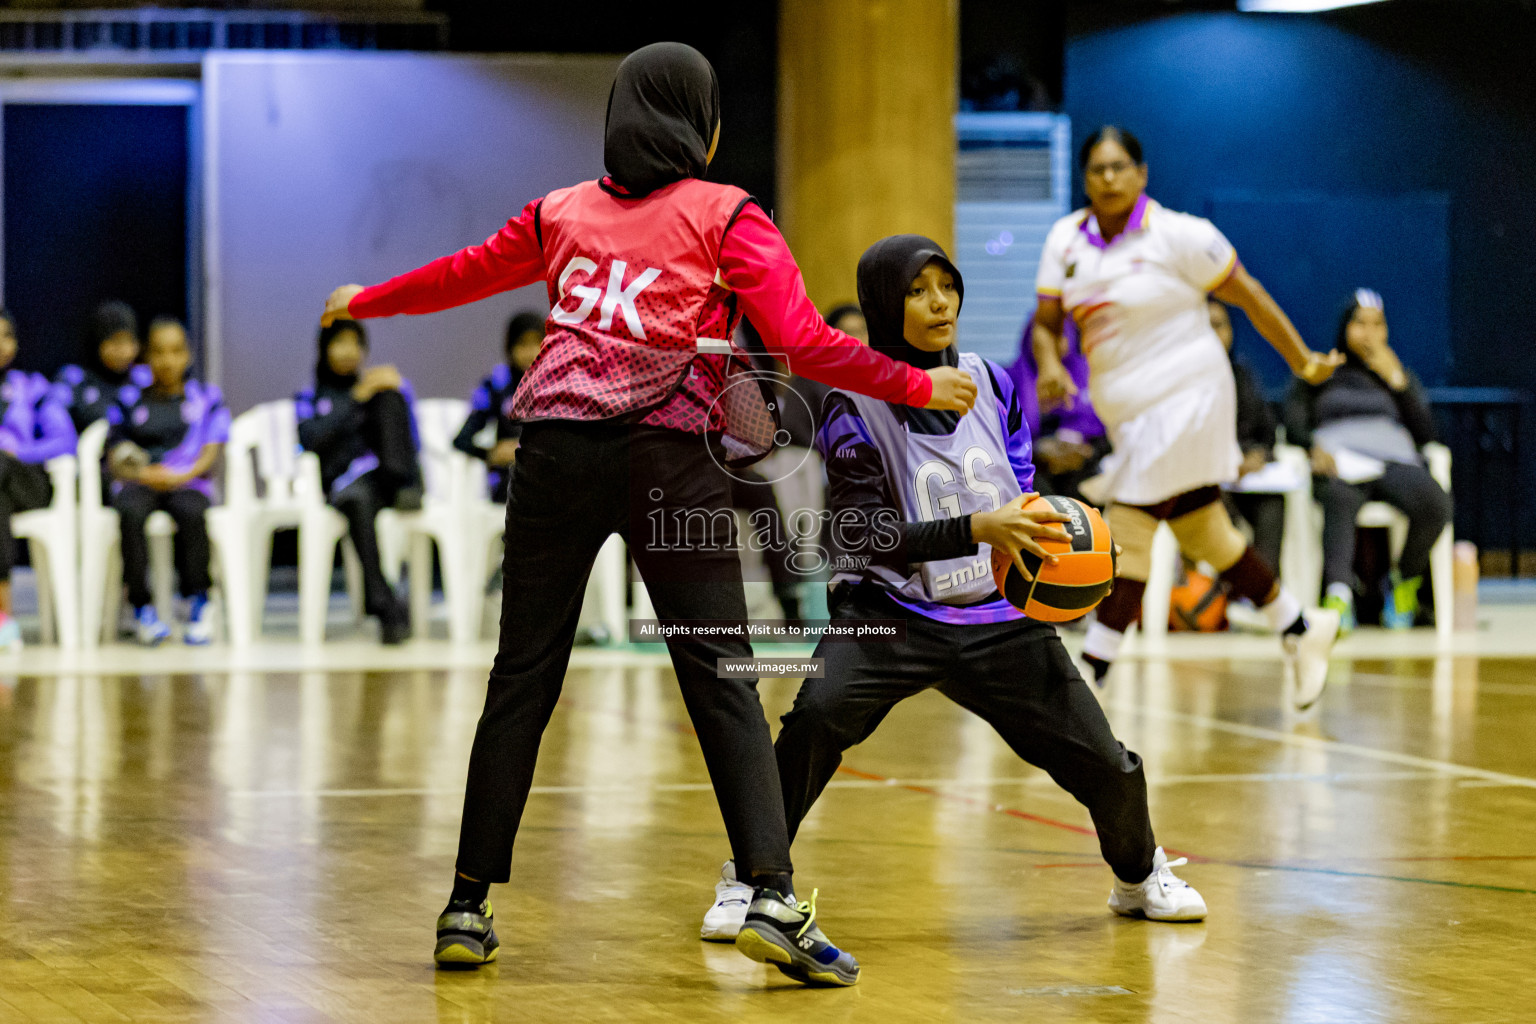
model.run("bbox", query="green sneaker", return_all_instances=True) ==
[435,898,499,968]
[1322,591,1355,634]
[1382,571,1421,630]
[735,888,860,986]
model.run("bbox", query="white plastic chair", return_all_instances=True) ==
[12,453,80,648]
[389,397,475,642]
[454,440,512,642]
[209,400,377,646]
[407,399,628,645]
[1279,441,1454,640]
[77,419,224,646]
[1140,457,1313,645]
[293,445,367,645]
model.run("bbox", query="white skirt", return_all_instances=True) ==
[1094,374,1241,506]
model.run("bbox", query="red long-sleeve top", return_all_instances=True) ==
[348,197,934,412]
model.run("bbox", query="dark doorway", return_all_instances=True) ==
[3,103,189,378]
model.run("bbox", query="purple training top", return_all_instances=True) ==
[0,370,77,465]
[1006,314,1104,444]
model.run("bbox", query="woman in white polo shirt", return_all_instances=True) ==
[1033,126,1343,709]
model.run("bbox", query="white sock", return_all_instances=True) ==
[1083,621,1125,662]
[1260,587,1303,632]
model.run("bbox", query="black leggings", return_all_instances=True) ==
[455,421,794,885]
[0,457,52,580]
[330,391,419,616]
[777,586,1156,883]
[1316,461,1452,588]
[1226,491,1284,575]
[729,470,803,608]
[334,470,403,616]
[114,483,211,608]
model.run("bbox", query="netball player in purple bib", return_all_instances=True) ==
[321,43,978,980]
[701,236,1207,947]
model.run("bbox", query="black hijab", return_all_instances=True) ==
[856,234,963,372]
[1333,288,1387,372]
[315,320,368,392]
[856,234,966,431]
[603,42,720,198]
[86,300,140,383]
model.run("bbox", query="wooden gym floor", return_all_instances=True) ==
[2,620,1534,1023]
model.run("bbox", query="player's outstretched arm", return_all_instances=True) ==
[321,200,547,326]
[321,285,365,327]
[720,203,975,412]
[1213,264,1342,385]
[925,366,977,412]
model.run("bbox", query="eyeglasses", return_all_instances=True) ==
[1086,160,1138,179]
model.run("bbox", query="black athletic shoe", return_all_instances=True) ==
[379,602,411,646]
[394,485,424,512]
[435,898,499,968]
[735,888,859,986]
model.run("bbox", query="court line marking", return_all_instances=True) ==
[1021,857,1536,893]
[1104,700,1536,790]
[834,765,1100,836]
[1342,672,1536,697]
[1212,860,1536,896]
[554,685,1536,790]
[217,771,1473,799]
[215,693,1536,894]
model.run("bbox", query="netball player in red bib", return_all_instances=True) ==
[320,43,977,980]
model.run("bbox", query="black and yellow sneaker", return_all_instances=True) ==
[434,898,499,968]
[735,888,859,987]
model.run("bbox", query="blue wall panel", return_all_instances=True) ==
[1204,192,1451,389]
[1063,8,1536,547]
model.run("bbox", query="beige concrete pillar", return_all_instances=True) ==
[777,0,958,310]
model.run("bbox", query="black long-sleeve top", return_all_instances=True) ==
[1232,359,1277,459]
[295,380,417,494]
[54,362,152,432]
[452,362,523,461]
[1283,362,1435,451]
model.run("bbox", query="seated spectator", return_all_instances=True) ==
[1007,312,1108,503]
[1284,289,1451,630]
[296,321,421,645]
[55,300,151,432]
[107,318,228,646]
[0,310,77,651]
[1210,299,1284,572]
[454,311,542,502]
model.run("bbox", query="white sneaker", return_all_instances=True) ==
[184,594,214,646]
[1108,847,1207,922]
[1284,608,1339,711]
[700,859,753,942]
[135,605,172,647]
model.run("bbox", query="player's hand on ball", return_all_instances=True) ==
[1296,349,1345,385]
[321,285,365,327]
[1036,362,1078,412]
[972,494,1074,581]
[924,366,977,413]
